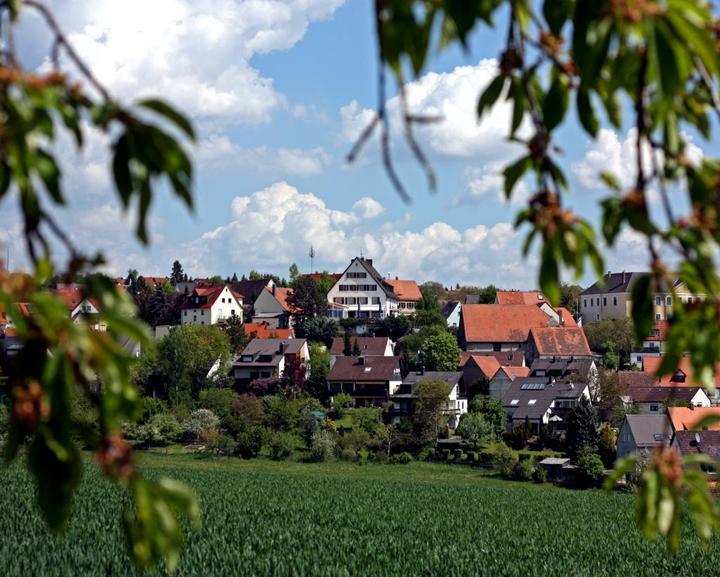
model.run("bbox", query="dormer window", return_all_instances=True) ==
[671,371,686,383]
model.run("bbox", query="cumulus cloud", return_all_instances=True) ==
[458,162,530,206]
[180,181,536,287]
[31,0,345,126]
[196,134,331,176]
[340,59,528,160]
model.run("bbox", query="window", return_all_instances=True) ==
[655,296,662,306]
[184,310,187,316]
[241,355,253,362]
[510,399,519,406]
[371,297,380,304]
[590,298,594,307]
[358,297,368,305]
[346,272,367,278]
[583,299,587,308]
[260,371,271,378]
[528,399,536,405]
[653,434,665,441]
[666,296,672,306]
[603,297,607,306]
[688,297,694,304]
[655,313,662,321]
[613,297,617,306]
[650,405,659,412]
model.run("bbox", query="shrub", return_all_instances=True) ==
[492,443,517,478]
[184,409,221,441]
[338,429,371,453]
[310,430,337,461]
[532,465,547,484]
[202,430,236,456]
[417,447,435,462]
[598,424,617,468]
[441,449,451,461]
[576,451,605,488]
[512,459,534,481]
[373,451,389,463]
[236,425,265,459]
[340,448,357,462]
[331,393,353,419]
[456,411,497,446]
[469,451,479,463]
[390,452,414,464]
[137,412,183,447]
[357,449,369,464]
[269,432,296,461]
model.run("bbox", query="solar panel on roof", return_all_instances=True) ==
[520,382,545,390]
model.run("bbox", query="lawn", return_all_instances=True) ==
[1,453,718,576]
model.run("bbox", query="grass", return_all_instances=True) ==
[1,453,718,576]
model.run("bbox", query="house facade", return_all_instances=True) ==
[326,257,400,319]
[384,279,422,315]
[55,285,106,331]
[233,338,309,385]
[580,271,703,323]
[617,414,673,459]
[326,355,402,407]
[442,301,461,328]
[252,286,295,329]
[621,386,711,414]
[181,284,243,325]
[389,371,467,428]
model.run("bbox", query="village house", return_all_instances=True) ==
[580,271,703,323]
[180,284,243,326]
[384,279,422,315]
[672,431,720,465]
[630,321,668,368]
[667,406,720,432]
[328,336,394,359]
[617,414,673,459]
[55,284,106,331]
[326,355,402,407]
[621,386,711,414]
[442,301,461,328]
[231,277,276,317]
[502,376,590,431]
[389,370,467,428]
[252,285,295,329]
[233,338,309,386]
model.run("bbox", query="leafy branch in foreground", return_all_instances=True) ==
[0,1,198,570]
[361,0,720,551]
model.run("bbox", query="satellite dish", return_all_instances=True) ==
[695,432,701,445]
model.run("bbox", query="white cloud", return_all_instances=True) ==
[459,161,530,206]
[35,0,345,126]
[340,59,527,160]
[196,134,331,176]
[180,181,536,287]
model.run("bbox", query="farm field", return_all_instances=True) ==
[0,453,717,577]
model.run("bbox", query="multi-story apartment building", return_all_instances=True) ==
[580,271,703,323]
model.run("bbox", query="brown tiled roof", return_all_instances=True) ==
[674,430,720,458]
[618,371,656,388]
[495,290,546,305]
[328,356,401,382]
[54,286,101,313]
[270,287,297,313]
[243,322,293,340]
[530,327,592,357]
[468,350,526,367]
[503,366,531,379]
[461,304,554,343]
[466,355,501,379]
[181,284,242,311]
[329,337,391,356]
[384,279,422,301]
[625,386,704,403]
[642,357,720,387]
[667,407,720,432]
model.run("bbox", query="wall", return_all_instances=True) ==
[326,259,396,318]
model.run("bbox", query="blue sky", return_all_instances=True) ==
[5,0,702,288]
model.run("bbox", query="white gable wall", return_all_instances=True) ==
[327,258,398,319]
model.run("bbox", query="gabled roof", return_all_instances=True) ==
[231,278,273,303]
[495,290,546,305]
[500,366,531,380]
[623,415,672,447]
[582,271,645,295]
[236,338,307,367]
[268,286,297,313]
[529,327,592,357]
[465,355,501,380]
[327,356,401,382]
[54,286,100,313]
[467,350,526,367]
[384,279,422,302]
[181,284,242,310]
[441,300,460,318]
[642,357,720,387]
[243,322,293,340]
[461,304,557,343]
[618,371,657,388]
[674,430,720,458]
[667,407,720,432]
[329,337,392,356]
[624,386,706,403]
[335,257,398,299]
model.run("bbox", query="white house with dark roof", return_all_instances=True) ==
[617,414,673,459]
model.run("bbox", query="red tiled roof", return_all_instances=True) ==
[243,322,293,340]
[181,285,242,310]
[503,366,531,379]
[618,371,656,388]
[463,350,526,367]
[55,286,85,310]
[642,357,720,387]
[556,308,578,327]
[266,286,298,313]
[465,355,501,379]
[530,327,592,357]
[495,290,546,305]
[384,279,422,302]
[461,304,555,343]
[668,407,720,432]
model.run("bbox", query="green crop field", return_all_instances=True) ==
[0,453,717,577]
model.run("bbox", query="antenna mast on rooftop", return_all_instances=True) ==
[309,245,315,273]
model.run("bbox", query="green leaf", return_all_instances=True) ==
[138,99,196,141]
[477,75,506,119]
[600,171,621,191]
[503,155,532,199]
[542,0,574,36]
[34,149,63,205]
[542,73,569,131]
[539,241,561,305]
[576,89,599,137]
[603,455,638,490]
[112,135,133,208]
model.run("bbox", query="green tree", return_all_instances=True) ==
[598,424,617,469]
[455,413,495,446]
[156,325,232,402]
[413,380,451,444]
[374,315,412,341]
[306,343,331,402]
[288,263,300,286]
[221,315,247,353]
[171,260,185,286]
[419,332,461,371]
[297,316,338,346]
[584,318,635,366]
[469,395,507,437]
[559,283,583,316]
[565,397,600,459]
[287,276,326,324]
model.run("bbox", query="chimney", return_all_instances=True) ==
[272,284,276,295]
[358,356,365,365]
[366,259,373,266]
[278,342,285,354]
[559,312,564,326]
[622,270,626,284]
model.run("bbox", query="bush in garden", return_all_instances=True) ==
[137,412,183,447]
[417,447,435,461]
[184,409,220,441]
[512,459,534,481]
[310,430,337,461]
[390,452,414,465]
[236,425,265,459]
[576,451,605,488]
[331,393,353,419]
[340,448,357,462]
[532,465,547,484]
[493,443,518,478]
[268,432,296,461]
[202,430,236,456]
[357,449,370,464]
